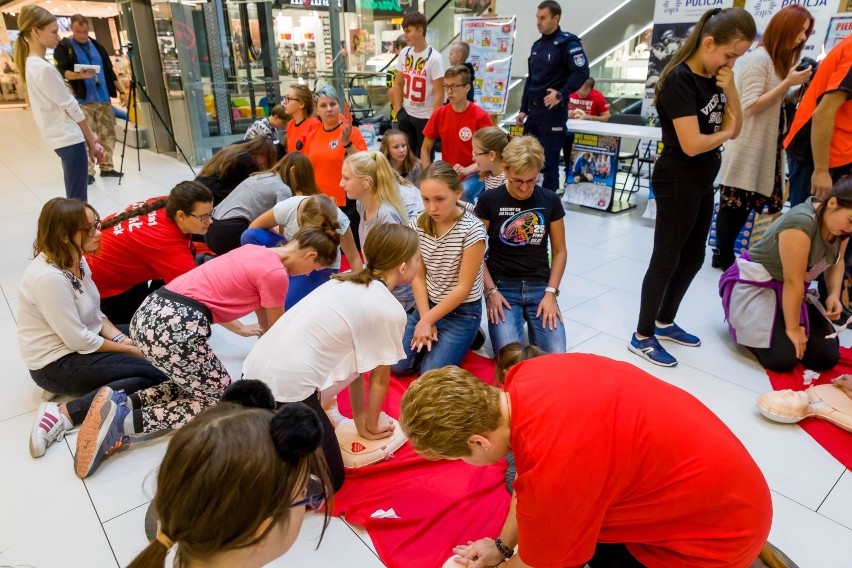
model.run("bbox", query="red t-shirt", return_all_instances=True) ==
[423,102,492,169]
[568,88,609,117]
[166,245,288,323]
[286,116,321,153]
[87,200,196,298]
[785,34,852,168]
[303,117,368,206]
[504,354,771,568]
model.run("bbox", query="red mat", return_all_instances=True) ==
[334,352,511,568]
[765,346,852,469]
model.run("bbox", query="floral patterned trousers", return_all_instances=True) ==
[129,291,231,433]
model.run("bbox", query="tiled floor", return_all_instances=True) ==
[1,107,851,567]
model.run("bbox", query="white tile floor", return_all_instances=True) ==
[1,107,851,567]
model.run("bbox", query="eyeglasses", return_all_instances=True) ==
[284,96,300,103]
[188,212,214,223]
[507,176,538,188]
[444,83,468,91]
[289,475,326,512]
[472,150,490,158]
[78,219,101,237]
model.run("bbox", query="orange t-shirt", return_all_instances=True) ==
[303,117,368,206]
[286,116,321,153]
[785,34,852,168]
[505,354,772,568]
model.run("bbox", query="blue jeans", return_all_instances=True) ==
[461,174,485,202]
[488,279,566,354]
[787,155,813,208]
[391,300,482,376]
[54,142,88,201]
[240,228,336,307]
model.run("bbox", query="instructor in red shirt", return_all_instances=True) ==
[401,354,772,568]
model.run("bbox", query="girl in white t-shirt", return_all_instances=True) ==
[242,223,421,492]
[244,194,363,306]
[391,161,486,376]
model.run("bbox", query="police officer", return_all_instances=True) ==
[517,0,590,192]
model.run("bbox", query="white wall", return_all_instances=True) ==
[495,0,626,76]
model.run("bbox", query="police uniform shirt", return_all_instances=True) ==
[521,27,589,113]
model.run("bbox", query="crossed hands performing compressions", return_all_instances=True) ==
[486,289,563,330]
[452,538,510,568]
[355,411,395,441]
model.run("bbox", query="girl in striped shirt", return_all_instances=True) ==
[391,161,487,375]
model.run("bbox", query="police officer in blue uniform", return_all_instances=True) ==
[518,0,590,192]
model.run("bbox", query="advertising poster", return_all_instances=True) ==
[460,16,516,113]
[746,0,842,57]
[563,133,620,211]
[641,0,734,123]
[826,14,852,51]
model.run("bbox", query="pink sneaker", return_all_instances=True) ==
[30,402,72,458]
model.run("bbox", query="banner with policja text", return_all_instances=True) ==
[745,0,842,59]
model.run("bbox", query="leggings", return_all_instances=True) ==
[100,280,164,325]
[129,289,231,434]
[587,543,646,567]
[636,153,719,337]
[753,300,839,373]
[285,391,346,494]
[204,217,249,255]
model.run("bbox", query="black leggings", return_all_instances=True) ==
[714,203,752,271]
[100,280,164,325]
[287,392,345,494]
[753,301,839,373]
[637,154,719,337]
[204,217,249,256]
[587,543,646,567]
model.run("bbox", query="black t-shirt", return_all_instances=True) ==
[657,63,725,162]
[474,185,565,282]
[195,153,259,206]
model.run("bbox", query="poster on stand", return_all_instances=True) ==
[826,14,852,51]
[563,133,620,211]
[745,0,841,58]
[460,16,516,113]
[641,0,734,123]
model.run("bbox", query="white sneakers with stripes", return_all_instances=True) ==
[30,402,73,458]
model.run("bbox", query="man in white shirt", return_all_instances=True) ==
[392,11,444,159]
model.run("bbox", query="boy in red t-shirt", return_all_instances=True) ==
[421,65,493,201]
[401,354,773,568]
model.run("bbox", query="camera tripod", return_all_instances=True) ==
[117,42,195,185]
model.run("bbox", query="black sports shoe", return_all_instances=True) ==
[100,170,124,178]
[471,328,486,351]
[87,175,95,185]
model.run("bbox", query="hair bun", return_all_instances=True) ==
[220,379,276,410]
[270,402,324,463]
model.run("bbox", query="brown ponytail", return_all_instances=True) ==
[14,6,55,80]
[334,223,418,286]
[291,226,341,267]
[494,342,547,387]
[102,181,212,230]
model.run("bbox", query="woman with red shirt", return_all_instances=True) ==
[86,180,214,324]
[303,85,367,246]
[283,83,321,153]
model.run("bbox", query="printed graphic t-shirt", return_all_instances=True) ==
[422,102,492,170]
[474,185,565,282]
[397,45,445,119]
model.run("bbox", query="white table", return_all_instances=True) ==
[564,119,662,213]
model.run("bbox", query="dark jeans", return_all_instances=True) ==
[29,341,168,425]
[587,543,646,567]
[100,280,164,325]
[637,153,719,337]
[787,155,813,208]
[753,300,839,373]
[293,391,345,494]
[54,142,88,201]
[205,217,249,255]
[524,104,566,191]
[397,108,430,158]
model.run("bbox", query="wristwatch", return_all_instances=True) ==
[545,286,560,297]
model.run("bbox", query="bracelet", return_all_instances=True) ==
[494,538,514,560]
[343,141,353,149]
[112,333,127,343]
[485,287,498,297]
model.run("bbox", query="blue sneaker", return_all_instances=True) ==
[629,334,678,367]
[655,322,701,346]
[74,387,130,479]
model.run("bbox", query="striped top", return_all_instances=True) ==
[412,210,486,304]
[483,172,507,192]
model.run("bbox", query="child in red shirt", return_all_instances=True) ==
[421,65,492,202]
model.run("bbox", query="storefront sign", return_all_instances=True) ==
[460,16,516,113]
[826,14,852,50]
[563,133,620,211]
[288,0,343,8]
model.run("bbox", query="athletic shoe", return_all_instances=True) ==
[629,334,677,367]
[655,323,701,347]
[29,402,72,458]
[556,185,566,196]
[74,387,130,479]
[471,328,486,351]
[100,169,124,178]
[39,388,56,401]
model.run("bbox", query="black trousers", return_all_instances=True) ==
[714,204,752,270]
[397,108,430,159]
[524,104,566,192]
[637,153,719,337]
[587,543,646,567]
[291,391,345,494]
[753,300,839,373]
[204,217,249,256]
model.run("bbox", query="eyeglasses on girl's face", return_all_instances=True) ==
[188,212,214,223]
[79,219,102,237]
[289,475,326,512]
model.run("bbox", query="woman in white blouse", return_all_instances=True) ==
[19,199,167,459]
[14,5,104,201]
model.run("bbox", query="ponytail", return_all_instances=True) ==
[15,6,56,79]
[333,223,418,287]
[655,7,756,98]
[102,181,212,230]
[290,226,341,267]
[345,151,408,221]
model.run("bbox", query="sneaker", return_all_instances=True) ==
[87,175,95,185]
[29,402,72,458]
[629,334,678,367]
[555,185,566,196]
[655,322,701,346]
[471,328,486,351]
[100,169,124,178]
[74,387,130,479]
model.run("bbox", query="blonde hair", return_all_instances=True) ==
[502,136,545,174]
[298,194,340,233]
[400,366,503,459]
[345,152,407,220]
[473,127,510,160]
[15,5,56,79]
[333,223,419,286]
[416,161,463,238]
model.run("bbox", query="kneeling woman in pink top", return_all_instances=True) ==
[73,226,340,479]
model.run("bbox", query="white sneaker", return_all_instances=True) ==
[30,402,72,458]
[39,388,56,401]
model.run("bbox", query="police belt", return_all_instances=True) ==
[529,97,565,109]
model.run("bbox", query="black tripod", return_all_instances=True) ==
[118,42,195,185]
